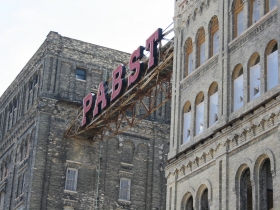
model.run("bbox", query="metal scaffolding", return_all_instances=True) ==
[64,28,174,141]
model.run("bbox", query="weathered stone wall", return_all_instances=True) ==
[167,0,280,209]
[0,30,170,210]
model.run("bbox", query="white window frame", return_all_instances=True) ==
[213,30,219,55]
[200,42,206,65]
[188,51,194,75]
[119,178,131,201]
[65,168,78,192]
[183,112,191,144]
[269,0,277,11]
[237,10,244,36]
[234,74,244,111]
[209,92,218,126]
[250,63,261,101]
[267,50,278,90]
[252,0,260,23]
[195,101,204,135]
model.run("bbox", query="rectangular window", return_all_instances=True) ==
[234,75,244,111]
[188,52,193,75]
[65,168,78,191]
[250,63,261,101]
[195,102,204,135]
[0,193,4,210]
[253,1,260,23]
[76,69,86,80]
[237,11,244,36]
[213,30,219,55]
[267,50,278,90]
[269,0,277,11]
[200,42,206,65]
[209,92,218,126]
[183,112,191,144]
[119,178,131,201]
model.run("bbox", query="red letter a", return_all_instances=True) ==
[93,81,109,117]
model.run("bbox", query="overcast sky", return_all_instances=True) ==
[0,0,174,96]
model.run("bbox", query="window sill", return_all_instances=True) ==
[180,54,219,90]
[75,78,86,82]
[118,199,131,205]
[229,8,277,51]
[64,189,77,194]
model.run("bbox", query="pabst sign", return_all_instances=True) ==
[81,28,163,127]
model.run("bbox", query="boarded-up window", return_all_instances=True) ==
[237,11,244,36]
[213,31,219,55]
[196,102,204,135]
[200,42,206,65]
[188,52,194,75]
[267,50,278,90]
[234,75,244,111]
[183,112,191,143]
[250,63,261,100]
[269,0,277,11]
[209,92,218,126]
[252,0,260,24]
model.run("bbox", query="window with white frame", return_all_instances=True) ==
[267,43,278,90]
[209,92,218,126]
[183,102,191,144]
[210,16,219,57]
[186,38,194,76]
[252,0,260,24]
[235,0,244,37]
[250,63,261,100]
[65,168,78,191]
[119,178,131,201]
[233,67,244,111]
[195,94,204,135]
[269,0,277,11]
[197,27,206,67]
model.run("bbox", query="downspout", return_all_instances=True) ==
[95,141,102,210]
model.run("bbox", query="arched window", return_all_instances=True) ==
[266,0,277,13]
[186,38,194,76]
[208,82,218,127]
[186,195,194,210]
[240,168,253,210]
[248,53,261,101]
[209,16,219,57]
[259,159,273,210]
[195,92,204,135]
[233,65,244,111]
[197,27,206,67]
[183,102,191,144]
[266,40,278,90]
[234,0,244,37]
[201,189,209,210]
[250,0,260,25]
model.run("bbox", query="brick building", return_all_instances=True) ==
[0,31,170,209]
[166,0,280,209]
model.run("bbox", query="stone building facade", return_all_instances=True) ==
[0,31,170,209]
[166,0,280,209]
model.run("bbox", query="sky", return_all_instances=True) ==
[0,0,174,97]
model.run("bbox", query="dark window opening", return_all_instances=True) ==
[76,69,86,80]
